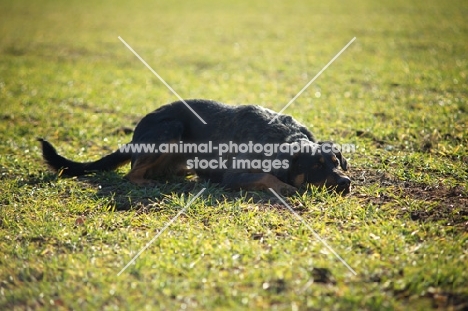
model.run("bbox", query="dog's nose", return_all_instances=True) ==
[337,176,351,188]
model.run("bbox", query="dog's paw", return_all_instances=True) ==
[282,184,298,196]
[125,177,155,186]
[271,183,297,196]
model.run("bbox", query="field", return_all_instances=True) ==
[1,0,467,309]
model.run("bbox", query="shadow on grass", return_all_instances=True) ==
[28,170,283,211]
[26,166,467,229]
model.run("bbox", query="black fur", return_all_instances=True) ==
[37,138,131,176]
[39,99,351,194]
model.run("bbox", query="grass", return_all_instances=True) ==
[1,0,467,309]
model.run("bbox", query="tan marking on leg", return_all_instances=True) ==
[125,153,175,184]
[125,157,157,185]
[250,174,297,195]
[293,173,305,188]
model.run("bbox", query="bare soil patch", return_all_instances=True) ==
[350,168,468,230]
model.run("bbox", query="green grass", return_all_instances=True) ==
[1,0,467,309]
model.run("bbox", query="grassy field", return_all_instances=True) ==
[1,0,467,309]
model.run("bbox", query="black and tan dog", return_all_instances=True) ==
[38,99,351,195]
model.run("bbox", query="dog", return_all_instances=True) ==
[38,99,351,195]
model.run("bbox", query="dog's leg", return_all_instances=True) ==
[125,120,185,185]
[221,172,297,196]
[125,153,171,185]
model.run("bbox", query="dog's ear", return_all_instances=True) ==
[336,152,349,171]
[318,141,349,171]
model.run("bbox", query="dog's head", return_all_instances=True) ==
[274,141,351,194]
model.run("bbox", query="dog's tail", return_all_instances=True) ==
[38,138,132,176]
